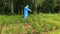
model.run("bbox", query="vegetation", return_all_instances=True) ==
[0,0,60,34]
[0,0,60,14]
[0,13,60,34]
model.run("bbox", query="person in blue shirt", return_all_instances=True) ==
[24,5,32,19]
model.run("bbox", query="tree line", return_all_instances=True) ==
[0,0,60,15]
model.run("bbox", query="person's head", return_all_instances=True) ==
[26,5,29,7]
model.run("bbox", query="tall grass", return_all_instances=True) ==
[0,13,60,34]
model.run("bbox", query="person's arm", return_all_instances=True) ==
[27,8,32,12]
[29,9,32,12]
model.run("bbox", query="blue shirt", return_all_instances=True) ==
[24,6,30,19]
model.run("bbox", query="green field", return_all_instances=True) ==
[0,13,60,34]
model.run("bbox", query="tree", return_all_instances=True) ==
[42,0,56,13]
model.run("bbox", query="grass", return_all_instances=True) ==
[0,13,60,34]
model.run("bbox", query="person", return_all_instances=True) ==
[24,5,32,19]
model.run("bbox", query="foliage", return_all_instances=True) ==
[0,13,60,34]
[0,0,60,14]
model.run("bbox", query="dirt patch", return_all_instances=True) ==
[42,32,46,34]
[1,25,9,34]
[12,24,20,34]
[23,23,36,34]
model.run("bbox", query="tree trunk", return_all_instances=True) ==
[35,0,37,14]
[11,2,14,14]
